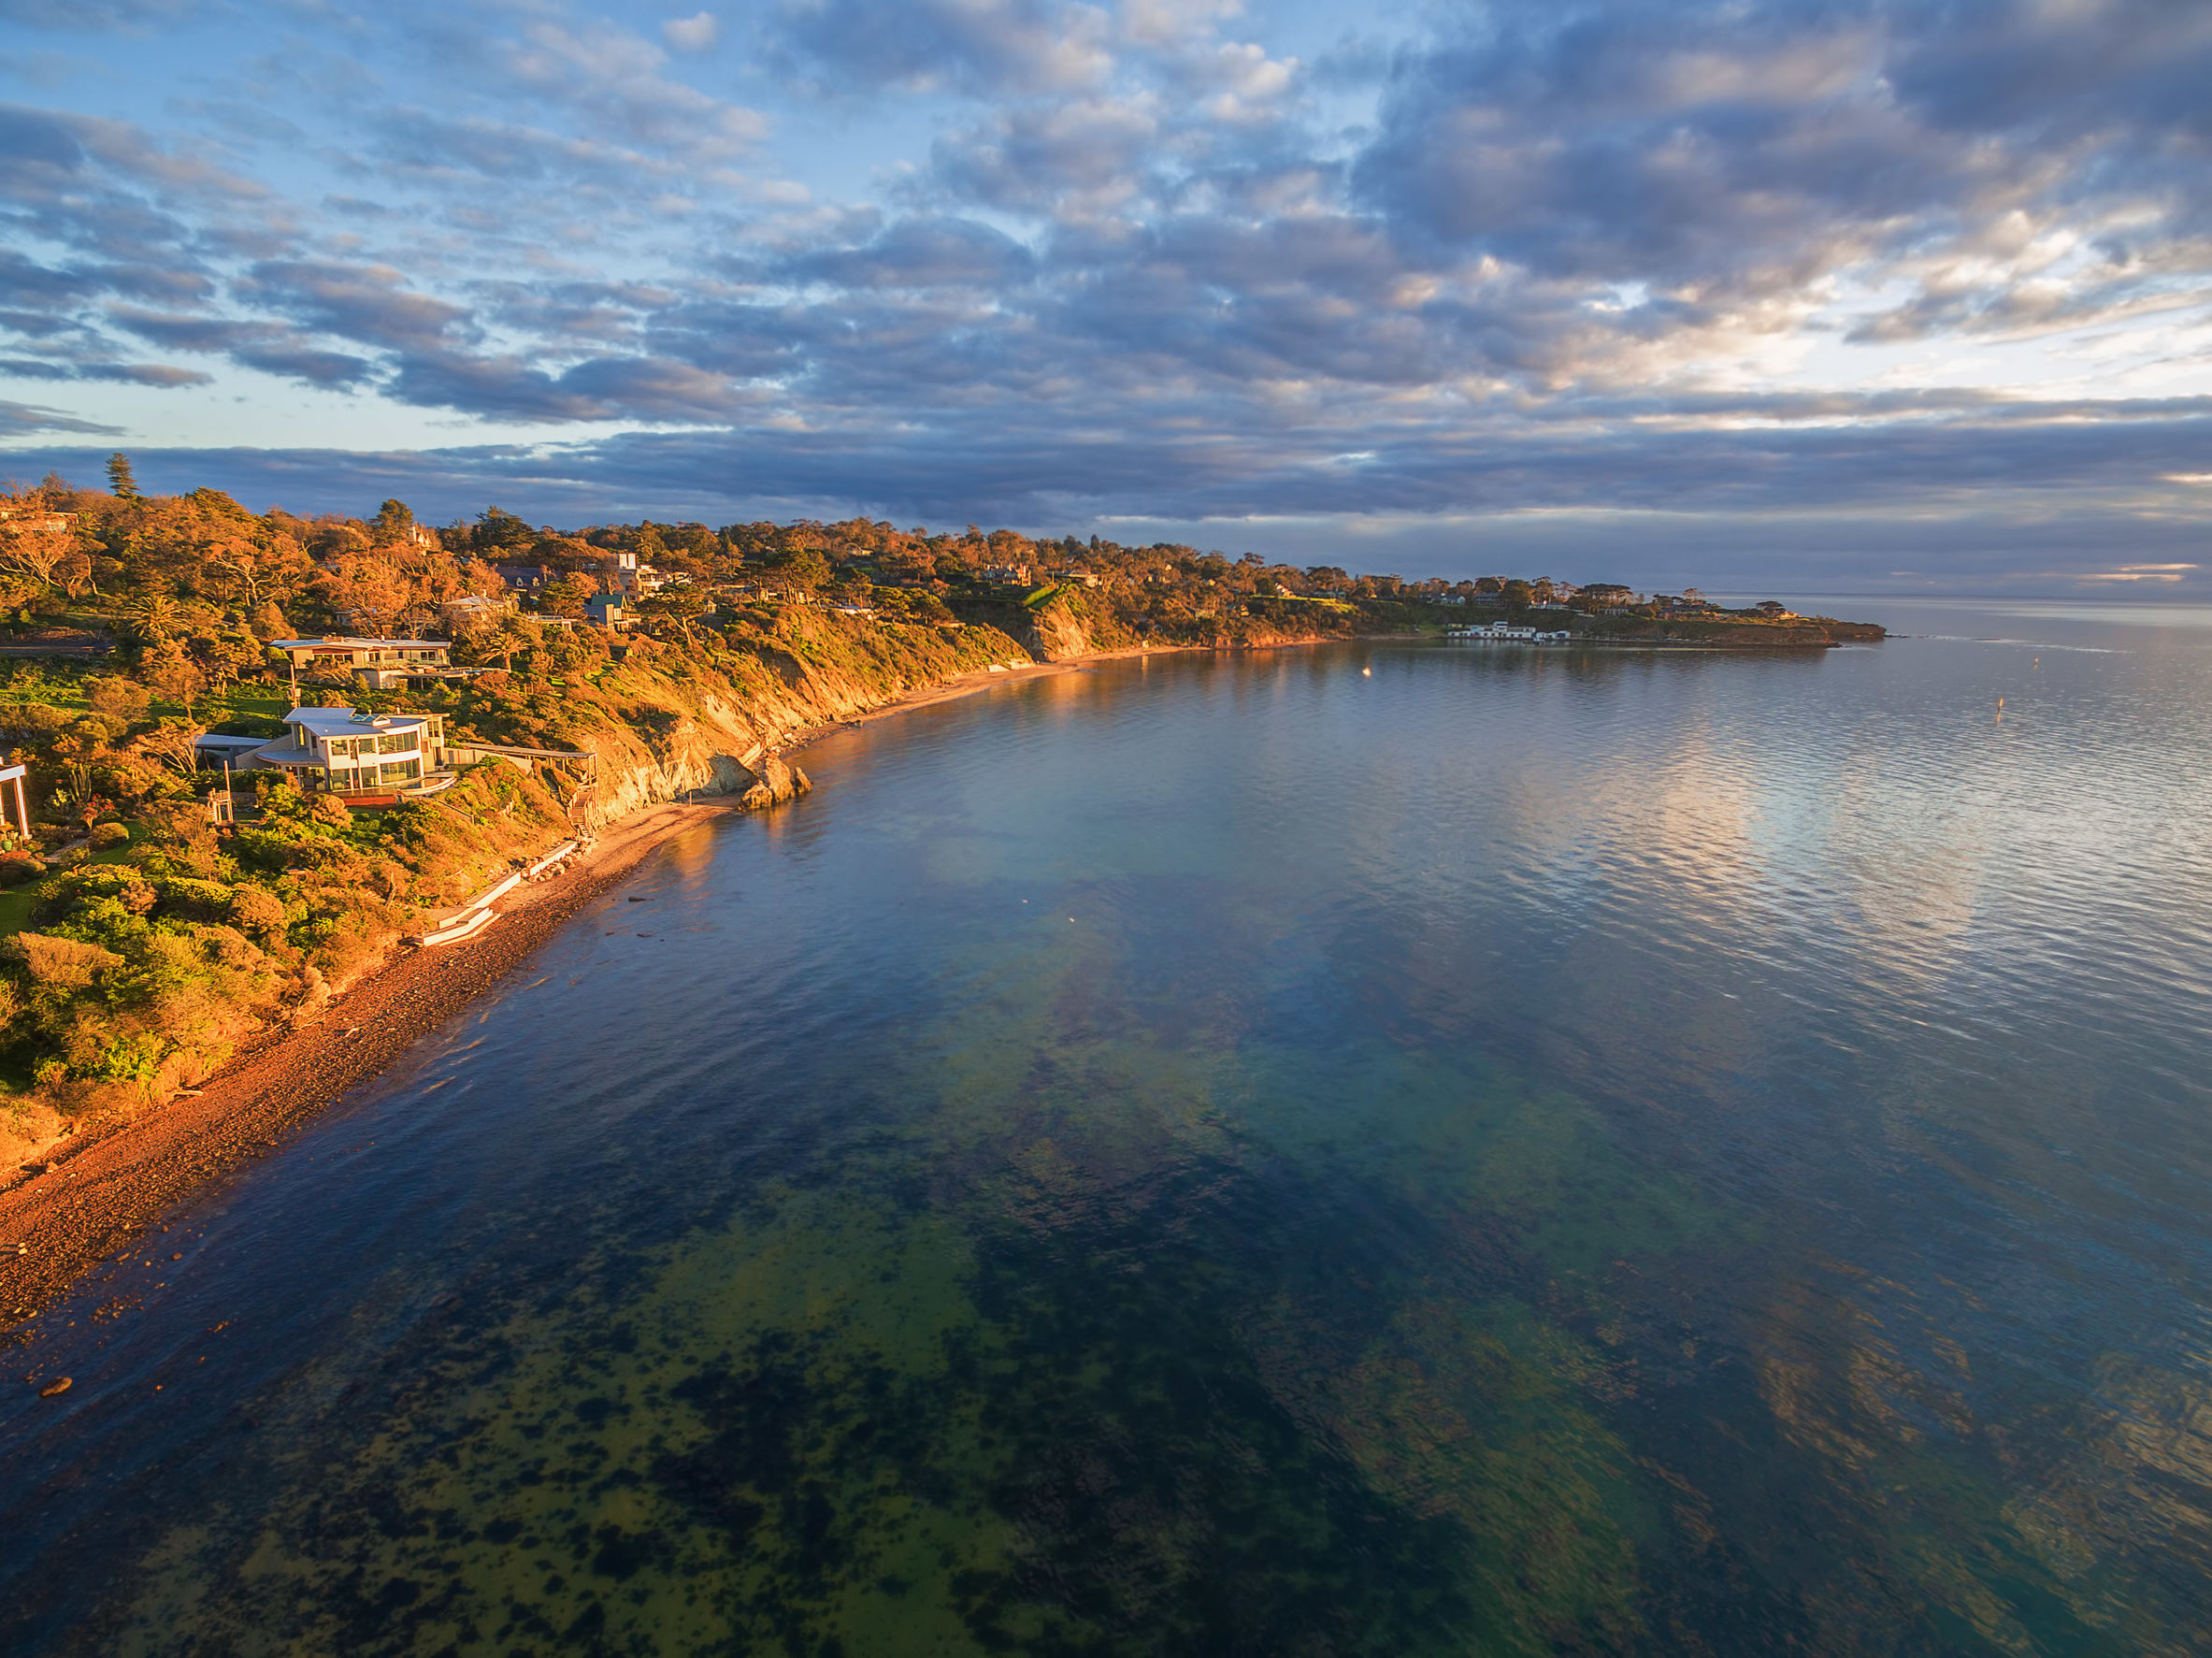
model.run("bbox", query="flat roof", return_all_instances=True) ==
[282,706,432,737]
[268,638,445,651]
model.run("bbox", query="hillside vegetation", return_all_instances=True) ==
[0,462,1874,1168]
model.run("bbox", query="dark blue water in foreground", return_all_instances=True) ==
[5,601,2211,1654]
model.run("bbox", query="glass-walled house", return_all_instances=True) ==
[246,708,452,796]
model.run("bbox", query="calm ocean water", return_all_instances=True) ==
[5,600,2210,1654]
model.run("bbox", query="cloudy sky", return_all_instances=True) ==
[2,0,2208,593]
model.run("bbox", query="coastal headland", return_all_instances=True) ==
[0,647,1323,1334]
[0,476,1884,1334]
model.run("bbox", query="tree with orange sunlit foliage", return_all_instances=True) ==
[0,487,91,600]
[317,548,413,638]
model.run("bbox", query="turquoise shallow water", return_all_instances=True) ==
[5,603,2211,1653]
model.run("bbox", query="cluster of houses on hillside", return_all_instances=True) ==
[212,605,650,806]
[211,638,473,804]
[1425,582,1793,620]
[491,546,682,602]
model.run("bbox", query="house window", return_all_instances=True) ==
[376,730,416,754]
[380,758,421,784]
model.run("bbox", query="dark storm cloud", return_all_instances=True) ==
[1886,0,2212,146]
[238,261,470,353]
[0,98,274,391]
[50,360,212,385]
[383,348,757,424]
[928,97,1162,215]
[1361,9,1930,281]
[22,388,2203,524]
[0,248,91,310]
[111,311,376,388]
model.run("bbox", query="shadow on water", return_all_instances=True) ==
[4,620,2210,1654]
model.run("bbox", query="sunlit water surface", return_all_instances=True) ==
[5,601,2210,1654]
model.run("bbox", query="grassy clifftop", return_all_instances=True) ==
[953,583,1393,660]
[0,610,1028,1172]
[1570,613,1887,646]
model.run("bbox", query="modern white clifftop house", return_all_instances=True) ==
[243,707,454,797]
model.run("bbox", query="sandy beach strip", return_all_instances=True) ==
[0,636,1360,1339]
[0,796,736,1341]
[0,659,1088,1335]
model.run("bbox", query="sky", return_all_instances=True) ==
[1,0,2208,595]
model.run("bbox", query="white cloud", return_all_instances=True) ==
[661,11,717,53]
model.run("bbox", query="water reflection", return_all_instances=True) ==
[4,607,2210,1653]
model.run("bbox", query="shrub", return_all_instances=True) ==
[34,864,156,923]
[227,886,289,941]
[7,931,124,989]
[88,822,130,850]
[197,925,264,970]
[229,826,298,872]
[0,701,67,743]
[135,798,211,846]
[84,675,152,729]
[0,854,45,887]
[151,875,235,922]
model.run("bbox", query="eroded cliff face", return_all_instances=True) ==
[1021,588,1151,661]
[540,612,1027,831]
[582,736,811,831]
[957,584,1397,663]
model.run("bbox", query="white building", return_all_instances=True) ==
[245,707,453,795]
[1444,624,1573,644]
[596,549,669,597]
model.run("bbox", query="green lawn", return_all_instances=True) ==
[0,823,143,938]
